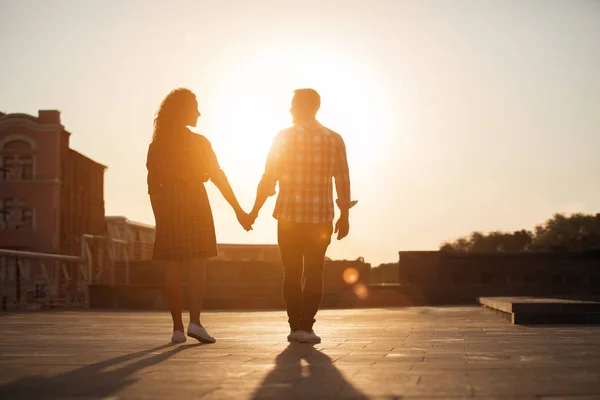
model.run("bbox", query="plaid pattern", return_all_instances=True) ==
[258,121,353,224]
[147,130,220,261]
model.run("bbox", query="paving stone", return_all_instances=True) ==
[1,307,600,399]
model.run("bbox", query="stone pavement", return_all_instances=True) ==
[1,307,600,399]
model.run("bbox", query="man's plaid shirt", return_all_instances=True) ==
[258,120,355,224]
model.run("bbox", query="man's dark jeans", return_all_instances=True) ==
[277,220,333,332]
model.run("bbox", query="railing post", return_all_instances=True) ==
[111,254,116,285]
[97,246,103,285]
[124,246,130,285]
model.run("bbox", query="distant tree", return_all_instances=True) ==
[512,229,534,251]
[440,212,600,253]
[440,229,533,252]
[439,243,456,252]
[531,213,600,252]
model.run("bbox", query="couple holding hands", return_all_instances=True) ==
[147,88,356,345]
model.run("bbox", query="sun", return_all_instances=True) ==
[199,43,392,182]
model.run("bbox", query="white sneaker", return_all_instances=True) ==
[171,330,186,344]
[296,330,321,344]
[287,330,303,342]
[187,322,216,344]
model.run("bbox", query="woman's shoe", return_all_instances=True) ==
[187,322,216,343]
[171,330,187,344]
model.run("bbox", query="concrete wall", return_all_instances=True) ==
[89,250,600,310]
[395,250,600,305]
[90,259,372,310]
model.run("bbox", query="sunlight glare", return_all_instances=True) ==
[208,44,391,181]
[343,267,359,285]
[353,282,369,300]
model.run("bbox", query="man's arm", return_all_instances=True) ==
[333,135,357,240]
[250,133,283,221]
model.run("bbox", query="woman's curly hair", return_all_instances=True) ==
[152,88,197,143]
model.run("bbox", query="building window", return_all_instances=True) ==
[0,198,35,230]
[21,156,34,179]
[1,155,34,180]
[0,157,9,180]
[23,208,34,229]
[35,284,46,299]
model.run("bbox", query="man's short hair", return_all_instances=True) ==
[292,88,321,114]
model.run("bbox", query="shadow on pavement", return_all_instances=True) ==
[0,342,202,399]
[252,344,368,399]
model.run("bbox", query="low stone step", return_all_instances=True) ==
[512,312,600,324]
[479,296,600,325]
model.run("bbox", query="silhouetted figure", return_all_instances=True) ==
[250,89,357,343]
[147,88,251,344]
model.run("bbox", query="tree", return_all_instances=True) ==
[440,230,533,252]
[532,213,599,252]
[440,212,600,252]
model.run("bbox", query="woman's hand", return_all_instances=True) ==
[236,209,253,231]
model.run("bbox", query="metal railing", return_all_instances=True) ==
[80,234,129,285]
[0,249,85,310]
[0,234,131,311]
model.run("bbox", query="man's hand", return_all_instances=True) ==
[236,210,253,231]
[334,216,350,240]
[249,210,259,226]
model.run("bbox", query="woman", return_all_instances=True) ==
[147,88,251,344]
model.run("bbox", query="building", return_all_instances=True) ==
[0,110,106,254]
[0,110,106,310]
[103,215,280,263]
[105,216,156,261]
[104,213,280,263]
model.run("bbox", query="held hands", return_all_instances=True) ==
[238,207,350,239]
[234,204,260,232]
[235,209,254,231]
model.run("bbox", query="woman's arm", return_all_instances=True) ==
[201,137,252,231]
[211,170,252,230]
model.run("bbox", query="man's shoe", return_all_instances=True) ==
[296,330,321,344]
[287,330,303,342]
[171,330,187,344]
[187,322,216,344]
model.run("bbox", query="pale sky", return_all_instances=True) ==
[1,0,599,265]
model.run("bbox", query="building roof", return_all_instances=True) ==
[0,110,62,125]
[0,111,107,169]
[104,217,279,248]
[0,113,39,123]
[69,149,108,169]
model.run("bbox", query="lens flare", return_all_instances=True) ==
[353,282,369,300]
[343,267,359,284]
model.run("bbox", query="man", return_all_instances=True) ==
[249,88,357,344]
